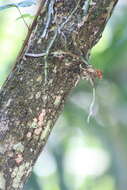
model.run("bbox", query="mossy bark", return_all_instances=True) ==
[0,0,118,189]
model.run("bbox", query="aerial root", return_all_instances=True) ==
[87,78,96,123]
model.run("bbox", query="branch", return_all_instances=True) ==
[0,0,118,189]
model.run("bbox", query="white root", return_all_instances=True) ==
[87,78,96,123]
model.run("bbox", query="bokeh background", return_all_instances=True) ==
[0,0,127,190]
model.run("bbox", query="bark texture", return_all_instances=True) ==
[0,0,118,189]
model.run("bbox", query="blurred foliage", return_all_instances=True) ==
[0,1,127,190]
[0,0,36,11]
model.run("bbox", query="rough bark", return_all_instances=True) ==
[0,0,118,189]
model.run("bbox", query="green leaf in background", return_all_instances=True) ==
[0,0,36,11]
[18,0,36,7]
[16,13,35,20]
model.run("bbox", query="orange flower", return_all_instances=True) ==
[95,69,103,79]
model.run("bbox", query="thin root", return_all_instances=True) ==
[87,78,96,123]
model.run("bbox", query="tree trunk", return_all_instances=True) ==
[0,0,118,189]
